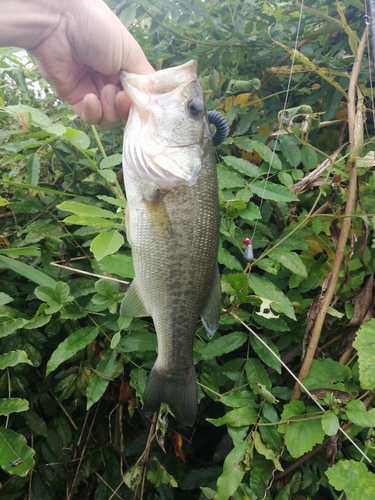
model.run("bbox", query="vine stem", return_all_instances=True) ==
[292,26,369,400]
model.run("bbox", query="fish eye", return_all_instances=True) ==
[187,99,204,119]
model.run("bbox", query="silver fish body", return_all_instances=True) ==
[120,60,221,426]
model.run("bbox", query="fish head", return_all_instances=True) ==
[121,60,211,189]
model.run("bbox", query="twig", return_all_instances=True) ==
[292,26,369,400]
[50,261,129,285]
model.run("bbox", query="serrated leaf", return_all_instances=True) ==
[303,358,348,391]
[46,326,99,376]
[57,201,120,219]
[197,332,248,361]
[7,104,66,135]
[0,427,35,476]
[217,164,247,189]
[219,391,257,408]
[0,398,29,416]
[322,411,340,436]
[252,140,282,169]
[0,255,56,287]
[326,460,375,499]
[279,403,324,458]
[90,230,124,261]
[246,358,271,390]
[269,247,307,278]
[207,407,257,427]
[248,274,296,320]
[0,350,33,369]
[250,181,299,202]
[86,349,122,409]
[250,334,281,373]
[223,156,259,177]
[353,319,375,390]
[218,247,243,271]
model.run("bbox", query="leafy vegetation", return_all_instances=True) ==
[1,0,375,498]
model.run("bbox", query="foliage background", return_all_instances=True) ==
[1,0,375,498]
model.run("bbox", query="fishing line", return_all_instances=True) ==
[243,0,306,262]
[227,309,372,464]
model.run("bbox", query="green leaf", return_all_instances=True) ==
[279,403,325,458]
[246,358,271,390]
[217,164,247,189]
[46,326,99,376]
[0,398,29,416]
[269,247,307,278]
[223,156,259,177]
[219,391,257,408]
[117,331,157,353]
[0,292,13,306]
[221,273,248,301]
[218,247,243,271]
[345,399,375,427]
[279,135,302,168]
[0,427,35,477]
[57,201,121,219]
[0,246,40,257]
[353,319,375,389]
[24,409,48,437]
[321,411,340,436]
[326,460,375,499]
[0,350,33,369]
[63,127,90,149]
[7,104,66,135]
[130,367,148,402]
[100,154,122,169]
[207,407,257,427]
[0,318,28,339]
[3,181,75,197]
[0,255,57,287]
[248,274,296,320]
[215,440,248,499]
[26,153,40,186]
[250,181,299,202]
[86,349,123,409]
[99,254,135,279]
[90,230,125,261]
[197,332,248,361]
[251,140,282,169]
[253,430,283,471]
[303,358,348,391]
[249,334,281,373]
[301,145,318,168]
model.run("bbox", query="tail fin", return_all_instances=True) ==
[142,368,198,427]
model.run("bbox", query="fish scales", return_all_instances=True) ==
[120,60,221,426]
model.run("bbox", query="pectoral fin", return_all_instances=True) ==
[200,267,221,338]
[120,279,149,317]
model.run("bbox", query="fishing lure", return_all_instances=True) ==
[242,237,254,262]
[207,110,229,146]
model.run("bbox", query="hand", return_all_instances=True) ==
[1,0,154,129]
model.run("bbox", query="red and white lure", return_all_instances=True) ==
[242,237,254,262]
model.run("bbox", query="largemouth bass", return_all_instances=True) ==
[120,60,221,426]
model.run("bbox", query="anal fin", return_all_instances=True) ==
[120,279,149,317]
[200,267,221,338]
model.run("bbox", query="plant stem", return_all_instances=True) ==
[292,26,368,400]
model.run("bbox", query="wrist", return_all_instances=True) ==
[0,0,63,50]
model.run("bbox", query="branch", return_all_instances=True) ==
[292,26,368,400]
